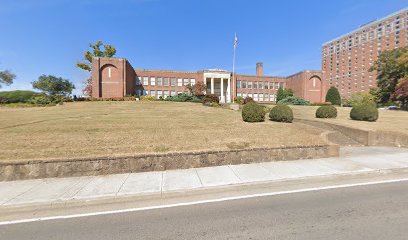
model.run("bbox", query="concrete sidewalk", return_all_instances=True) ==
[1,146,408,208]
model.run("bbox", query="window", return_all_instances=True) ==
[237,80,241,89]
[259,82,263,89]
[276,82,280,89]
[135,76,141,85]
[157,78,163,86]
[164,90,169,98]
[253,93,258,101]
[264,82,269,89]
[170,78,176,86]
[242,81,247,89]
[163,78,169,86]
[157,90,163,99]
[248,81,252,89]
[264,93,269,101]
[143,77,149,86]
[183,79,189,86]
[150,90,156,97]
[270,94,275,102]
[177,78,182,86]
[171,90,176,96]
[150,77,156,86]
[253,82,258,89]
[190,79,196,85]
[259,93,263,102]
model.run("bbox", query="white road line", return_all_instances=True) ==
[1,177,408,226]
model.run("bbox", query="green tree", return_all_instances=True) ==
[348,92,375,107]
[284,88,294,98]
[370,47,408,104]
[325,86,341,105]
[0,70,16,88]
[32,75,75,96]
[76,41,117,96]
[276,86,285,102]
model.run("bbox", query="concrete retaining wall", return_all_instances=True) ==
[297,119,408,148]
[0,145,339,182]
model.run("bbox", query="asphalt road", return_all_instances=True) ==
[1,181,408,240]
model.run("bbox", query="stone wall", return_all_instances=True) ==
[0,145,339,182]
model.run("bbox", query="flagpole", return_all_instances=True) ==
[232,33,236,103]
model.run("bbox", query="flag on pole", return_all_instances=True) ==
[234,33,238,49]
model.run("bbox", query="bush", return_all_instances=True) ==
[140,96,155,101]
[234,96,244,105]
[28,94,57,105]
[269,105,293,123]
[348,92,376,107]
[0,96,9,104]
[350,102,379,122]
[242,102,265,122]
[315,105,337,118]
[278,96,310,105]
[0,90,39,103]
[203,94,219,105]
[325,87,341,105]
[243,96,254,104]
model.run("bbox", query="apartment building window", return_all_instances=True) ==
[183,79,189,86]
[190,79,196,85]
[177,78,182,86]
[151,77,156,86]
[237,80,241,89]
[163,78,169,86]
[150,90,156,97]
[157,77,163,86]
[143,77,149,86]
[247,81,252,89]
[170,78,176,86]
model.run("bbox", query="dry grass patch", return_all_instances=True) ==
[0,101,326,161]
[291,105,408,133]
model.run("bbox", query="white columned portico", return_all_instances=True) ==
[220,78,224,103]
[226,78,231,103]
[210,78,214,94]
[203,70,231,103]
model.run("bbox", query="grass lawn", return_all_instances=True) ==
[290,105,408,133]
[0,101,326,161]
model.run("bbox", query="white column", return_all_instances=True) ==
[226,78,231,103]
[220,78,224,103]
[211,78,214,94]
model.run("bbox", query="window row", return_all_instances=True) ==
[236,81,284,90]
[135,77,196,87]
[136,90,189,99]
[237,93,276,102]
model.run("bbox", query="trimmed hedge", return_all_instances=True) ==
[350,102,379,122]
[269,105,293,123]
[278,96,310,105]
[0,90,39,103]
[242,102,265,122]
[325,87,341,105]
[315,105,337,118]
[234,96,244,104]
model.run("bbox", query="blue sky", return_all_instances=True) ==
[0,0,406,95]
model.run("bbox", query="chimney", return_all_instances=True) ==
[256,62,263,76]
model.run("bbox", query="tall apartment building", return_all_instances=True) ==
[91,57,326,103]
[322,8,408,98]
